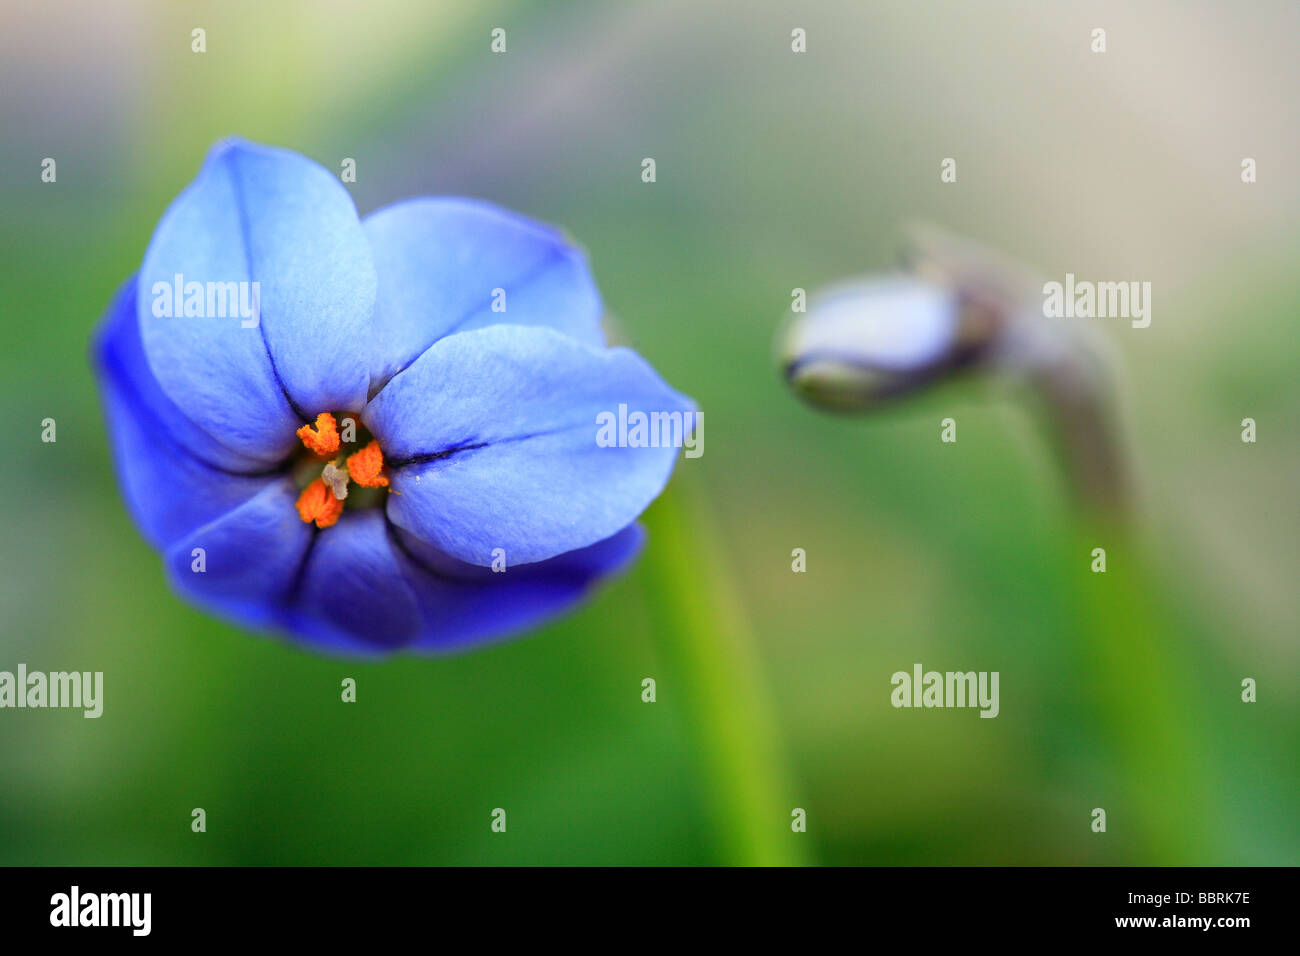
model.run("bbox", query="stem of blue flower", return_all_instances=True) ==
[639,475,808,866]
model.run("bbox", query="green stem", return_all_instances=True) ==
[1010,319,1211,860]
[640,475,807,866]
[1033,353,1213,861]
[1072,525,1215,863]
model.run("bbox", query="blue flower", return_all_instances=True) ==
[93,139,693,655]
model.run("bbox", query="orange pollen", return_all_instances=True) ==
[346,440,389,488]
[295,478,344,529]
[296,412,340,457]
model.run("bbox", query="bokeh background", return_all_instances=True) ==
[1,0,1295,865]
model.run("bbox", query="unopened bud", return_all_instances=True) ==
[780,276,971,410]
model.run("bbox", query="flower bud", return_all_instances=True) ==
[780,276,975,410]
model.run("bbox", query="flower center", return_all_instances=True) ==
[292,412,390,529]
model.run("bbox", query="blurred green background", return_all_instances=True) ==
[1,0,1295,865]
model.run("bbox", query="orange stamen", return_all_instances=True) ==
[296,412,340,457]
[295,478,344,529]
[346,440,389,488]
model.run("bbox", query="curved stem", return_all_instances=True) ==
[1010,324,1213,861]
[1025,345,1131,519]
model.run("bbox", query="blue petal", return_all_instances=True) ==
[278,517,641,656]
[135,449,642,656]
[137,139,376,459]
[162,479,315,633]
[397,523,644,653]
[363,198,603,388]
[93,275,283,550]
[364,324,692,565]
[286,510,423,652]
